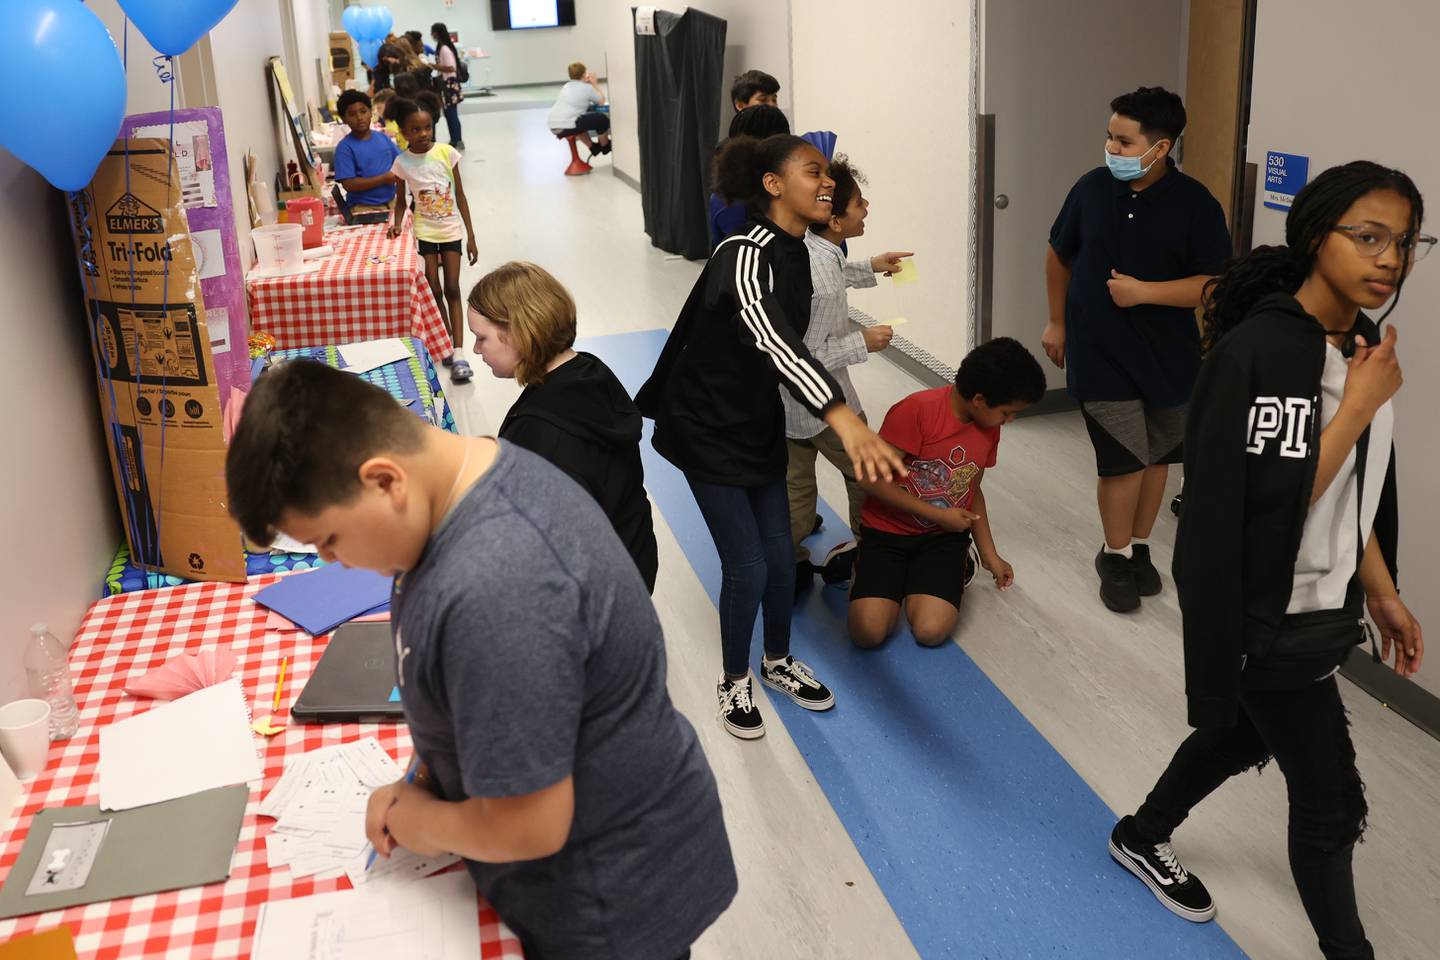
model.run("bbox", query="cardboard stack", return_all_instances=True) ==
[68,139,246,582]
[330,32,355,88]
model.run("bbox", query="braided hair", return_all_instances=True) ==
[1201,161,1423,352]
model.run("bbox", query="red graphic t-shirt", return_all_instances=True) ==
[860,386,1001,537]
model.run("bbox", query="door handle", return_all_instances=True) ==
[994,194,1010,209]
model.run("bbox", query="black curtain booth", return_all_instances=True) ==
[633,7,726,260]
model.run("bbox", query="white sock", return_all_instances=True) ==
[1132,537,1150,550]
[762,653,789,667]
[1104,542,1134,559]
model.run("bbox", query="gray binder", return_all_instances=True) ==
[0,784,248,918]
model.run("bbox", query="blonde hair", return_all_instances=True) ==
[567,62,587,80]
[467,262,577,386]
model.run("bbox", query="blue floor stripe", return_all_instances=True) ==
[580,331,1245,959]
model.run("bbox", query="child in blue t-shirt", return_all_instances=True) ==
[334,90,400,214]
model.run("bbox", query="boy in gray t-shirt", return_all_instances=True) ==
[225,361,735,960]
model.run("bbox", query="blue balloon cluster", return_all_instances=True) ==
[8,0,127,191]
[342,6,395,44]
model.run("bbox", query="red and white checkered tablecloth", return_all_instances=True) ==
[0,577,524,959]
[245,223,454,365]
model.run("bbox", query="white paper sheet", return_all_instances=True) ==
[250,867,480,960]
[260,739,411,880]
[339,339,412,375]
[269,530,318,555]
[98,678,262,811]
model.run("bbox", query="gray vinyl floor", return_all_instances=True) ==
[436,107,1440,960]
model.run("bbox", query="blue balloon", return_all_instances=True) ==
[341,4,362,39]
[374,7,394,37]
[362,8,388,41]
[5,0,125,191]
[118,0,240,57]
[358,38,382,68]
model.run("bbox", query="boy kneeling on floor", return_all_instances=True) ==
[225,361,736,960]
[848,337,1046,648]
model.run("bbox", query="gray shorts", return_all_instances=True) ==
[1081,400,1186,476]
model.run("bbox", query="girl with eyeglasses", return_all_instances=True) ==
[1107,161,1429,960]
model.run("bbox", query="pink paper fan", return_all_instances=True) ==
[125,648,239,700]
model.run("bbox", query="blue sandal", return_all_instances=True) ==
[449,359,474,383]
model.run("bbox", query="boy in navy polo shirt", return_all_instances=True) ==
[1041,86,1231,614]
[334,90,401,216]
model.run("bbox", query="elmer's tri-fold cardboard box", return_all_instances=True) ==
[68,138,246,582]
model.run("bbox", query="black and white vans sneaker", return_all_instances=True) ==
[964,543,980,587]
[717,675,765,740]
[761,656,835,711]
[818,540,857,585]
[1108,816,1217,923]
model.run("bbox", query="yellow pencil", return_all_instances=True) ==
[273,657,288,713]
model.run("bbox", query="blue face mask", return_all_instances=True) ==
[1105,140,1164,181]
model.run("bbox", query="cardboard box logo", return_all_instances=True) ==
[105,192,165,234]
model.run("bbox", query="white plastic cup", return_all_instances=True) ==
[0,699,52,780]
[252,223,305,274]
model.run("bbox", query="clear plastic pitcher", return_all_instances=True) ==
[252,223,305,274]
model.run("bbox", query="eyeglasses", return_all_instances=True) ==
[1333,222,1437,262]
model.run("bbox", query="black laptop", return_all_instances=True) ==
[291,622,406,723]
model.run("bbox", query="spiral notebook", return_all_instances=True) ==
[98,677,263,811]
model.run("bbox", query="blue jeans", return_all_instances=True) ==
[443,104,462,145]
[686,476,794,677]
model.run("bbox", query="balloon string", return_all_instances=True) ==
[118,16,160,570]
[154,60,177,559]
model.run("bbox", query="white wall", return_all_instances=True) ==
[344,0,612,89]
[0,157,119,702]
[604,0,795,185]
[1248,0,1440,697]
[791,0,974,367]
[202,0,296,271]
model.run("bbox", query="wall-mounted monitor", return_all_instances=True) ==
[490,0,577,30]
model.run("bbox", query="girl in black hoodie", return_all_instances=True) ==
[1107,162,1431,959]
[637,135,905,741]
[468,262,659,593]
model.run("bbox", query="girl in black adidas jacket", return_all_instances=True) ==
[1108,162,1430,959]
[637,135,905,742]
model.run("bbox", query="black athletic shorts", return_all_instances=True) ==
[850,525,972,609]
[417,238,463,256]
[574,111,610,134]
[1080,400,1186,477]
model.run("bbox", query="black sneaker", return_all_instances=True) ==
[819,541,857,585]
[811,514,824,536]
[717,675,765,740]
[794,560,815,599]
[1130,543,1162,597]
[761,656,835,711]
[964,543,980,588]
[1095,547,1140,613]
[441,355,455,367]
[1108,817,1217,923]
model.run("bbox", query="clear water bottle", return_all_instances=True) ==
[25,624,79,741]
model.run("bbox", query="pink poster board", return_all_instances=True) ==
[121,107,250,407]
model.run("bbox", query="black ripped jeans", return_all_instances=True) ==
[1133,670,1372,960]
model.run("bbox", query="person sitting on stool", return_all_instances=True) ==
[548,62,609,158]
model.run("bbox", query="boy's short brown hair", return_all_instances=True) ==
[467,262,577,387]
[224,360,425,546]
[567,62,587,80]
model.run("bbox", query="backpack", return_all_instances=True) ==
[456,57,470,85]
